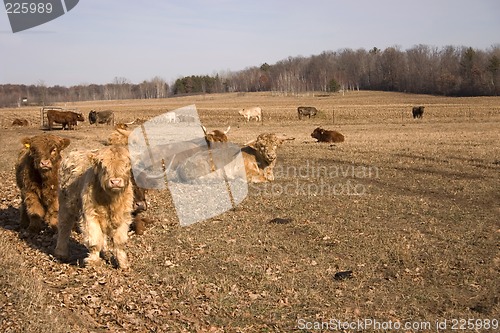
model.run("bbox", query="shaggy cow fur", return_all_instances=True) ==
[15,134,70,232]
[241,133,290,183]
[106,128,152,234]
[55,146,134,268]
[311,127,345,143]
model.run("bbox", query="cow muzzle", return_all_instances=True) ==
[39,159,53,171]
[133,200,147,213]
[108,177,125,191]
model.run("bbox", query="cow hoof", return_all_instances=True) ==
[27,220,43,233]
[54,247,69,260]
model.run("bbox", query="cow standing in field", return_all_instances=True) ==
[238,107,262,122]
[15,134,71,232]
[297,106,318,119]
[47,110,85,130]
[55,145,134,268]
[89,110,115,126]
[105,127,153,235]
[412,106,424,119]
[311,127,345,143]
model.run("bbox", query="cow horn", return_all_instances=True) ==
[201,125,208,135]
[224,126,231,134]
[124,120,135,125]
[243,139,256,146]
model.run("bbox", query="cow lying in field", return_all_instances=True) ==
[241,133,292,182]
[15,134,71,232]
[55,146,134,268]
[175,133,291,184]
[47,110,85,130]
[89,110,115,126]
[12,118,29,126]
[311,127,345,143]
[202,125,230,147]
[128,125,233,185]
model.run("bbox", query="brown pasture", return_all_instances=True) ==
[0,91,499,332]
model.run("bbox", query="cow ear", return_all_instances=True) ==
[21,137,31,149]
[88,152,98,166]
[58,137,71,150]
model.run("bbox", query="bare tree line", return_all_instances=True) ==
[1,45,499,107]
[225,45,500,96]
[0,76,169,107]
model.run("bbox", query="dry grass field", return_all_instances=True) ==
[0,91,499,332]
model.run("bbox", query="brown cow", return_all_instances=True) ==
[12,118,29,126]
[311,127,345,143]
[15,134,71,232]
[56,145,134,268]
[202,125,230,147]
[47,110,85,130]
[412,106,424,119]
[89,110,115,126]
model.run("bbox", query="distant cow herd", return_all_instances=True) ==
[11,104,424,131]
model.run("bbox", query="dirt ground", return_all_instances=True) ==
[0,91,499,332]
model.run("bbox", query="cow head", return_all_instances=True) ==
[253,133,285,163]
[311,127,325,141]
[76,112,85,122]
[90,146,131,193]
[131,175,147,214]
[22,134,70,173]
[88,110,97,124]
[202,125,230,147]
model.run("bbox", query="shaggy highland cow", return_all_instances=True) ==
[106,127,152,235]
[241,133,293,182]
[55,146,134,268]
[15,134,70,232]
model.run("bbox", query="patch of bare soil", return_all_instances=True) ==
[0,91,499,332]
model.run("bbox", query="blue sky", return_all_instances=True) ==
[1,0,499,86]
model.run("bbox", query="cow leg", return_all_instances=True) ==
[111,221,130,269]
[45,199,59,231]
[82,215,105,266]
[23,192,46,232]
[19,201,30,229]
[54,213,76,260]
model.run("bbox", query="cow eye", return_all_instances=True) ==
[51,148,57,155]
